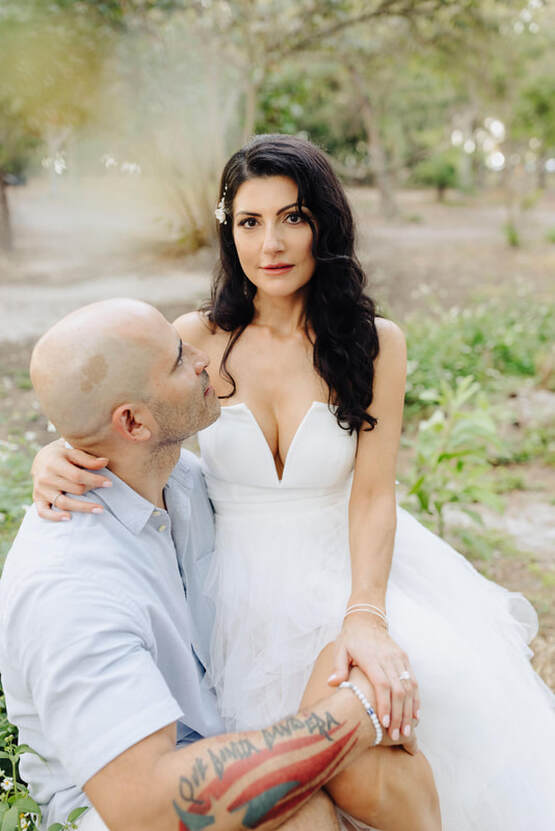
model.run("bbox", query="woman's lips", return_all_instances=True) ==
[261,264,294,273]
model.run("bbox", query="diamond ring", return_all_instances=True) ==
[399,670,411,681]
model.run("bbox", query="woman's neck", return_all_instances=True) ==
[252,289,308,336]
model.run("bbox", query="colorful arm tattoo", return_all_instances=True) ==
[173,711,360,830]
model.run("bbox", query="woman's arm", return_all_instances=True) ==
[330,319,420,743]
[32,439,111,520]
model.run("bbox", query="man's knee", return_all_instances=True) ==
[279,790,340,830]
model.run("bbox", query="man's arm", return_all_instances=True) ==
[85,673,385,831]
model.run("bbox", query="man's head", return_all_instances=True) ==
[30,299,220,456]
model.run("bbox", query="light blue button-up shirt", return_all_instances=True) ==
[0,449,224,829]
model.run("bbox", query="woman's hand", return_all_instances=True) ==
[328,612,420,748]
[32,439,111,521]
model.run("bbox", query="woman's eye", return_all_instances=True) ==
[238,217,258,228]
[286,212,304,224]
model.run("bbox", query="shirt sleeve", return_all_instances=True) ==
[8,570,183,788]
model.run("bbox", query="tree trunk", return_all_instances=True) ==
[0,173,13,250]
[537,154,547,190]
[242,78,259,145]
[349,66,399,220]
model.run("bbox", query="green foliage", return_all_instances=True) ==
[504,222,520,248]
[47,806,89,831]
[502,422,555,467]
[513,76,555,151]
[0,731,42,831]
[0,443,34,568]
[411,151,460,200]
[545,228,555,245]
[402,376,504,537]
[449,526,528,563]
[404,298,555,420]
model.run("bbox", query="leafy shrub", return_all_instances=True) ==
[504,222,520,247]
[411,150,460,200]
[402,376,504,537]
[404,298,555,421]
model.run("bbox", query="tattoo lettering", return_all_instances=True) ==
[179,758,209,805]
[228,725,357,825]
[262,711,340,750]
[208,738,261,780]
[174,714,360,830]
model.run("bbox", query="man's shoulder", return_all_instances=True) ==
[0,506,128,611]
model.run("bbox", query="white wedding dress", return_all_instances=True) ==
[198,401,555,830]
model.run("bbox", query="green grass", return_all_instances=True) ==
[404,296,555,422]
[449,526,528,562]
[0,442,34,568]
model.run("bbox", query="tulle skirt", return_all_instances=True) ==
[205,496,555,830]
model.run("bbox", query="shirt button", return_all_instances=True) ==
[158,524,167,533]
[152,510,161,517]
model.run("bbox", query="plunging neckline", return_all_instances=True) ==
[221,401,328,483]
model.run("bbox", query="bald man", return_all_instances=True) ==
[0,300,406,831]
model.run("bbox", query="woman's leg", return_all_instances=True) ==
[301,645,441,831]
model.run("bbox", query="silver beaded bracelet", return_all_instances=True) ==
[339,681,383,746]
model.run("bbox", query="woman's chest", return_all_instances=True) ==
[206,329,328,463]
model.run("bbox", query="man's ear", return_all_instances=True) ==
[112,403,153,443]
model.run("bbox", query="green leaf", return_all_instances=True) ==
[1,804,21,831]
[13,744,45,763]
[460,508,484,526]
[47,824,64,831]
[11,794,40,814]
[68,807,89,823]
[0,752,15,760]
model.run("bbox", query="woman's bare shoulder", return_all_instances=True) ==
[173,310,214,347]
[375,317,406,358]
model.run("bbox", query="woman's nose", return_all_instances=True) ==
[262,224,284,253]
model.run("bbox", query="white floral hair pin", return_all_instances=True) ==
[215,185,228,224]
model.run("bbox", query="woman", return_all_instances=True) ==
[32,135,555,830]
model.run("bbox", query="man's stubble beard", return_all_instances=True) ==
[148,394,220,468]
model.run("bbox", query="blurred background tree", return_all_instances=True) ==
[0,0,553,250]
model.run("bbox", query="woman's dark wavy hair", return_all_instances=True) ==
[201,133,379,433]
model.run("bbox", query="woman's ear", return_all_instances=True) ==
[111,403,153,443]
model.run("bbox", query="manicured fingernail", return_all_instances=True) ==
[102,481,112,488]
[327,673,338,683]
[403,725,411,737]
[416,709,421,720]
[61,515,70,521]
[392,728,400,741]
[92,507,104,514]
[382,714,390,728]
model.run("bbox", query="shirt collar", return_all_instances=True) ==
[89,455,193,536]
[90,469,158,535]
